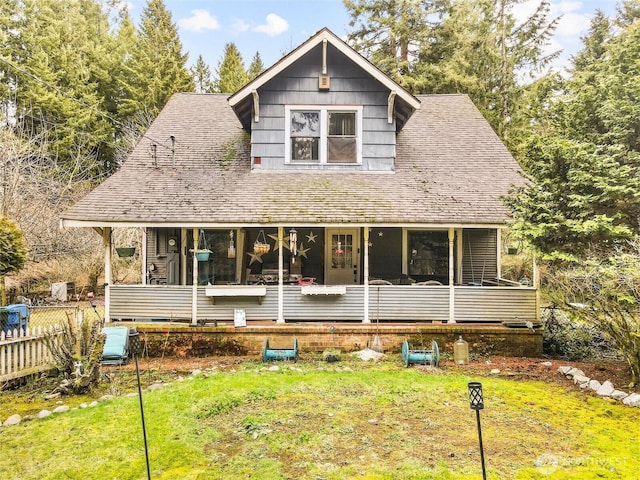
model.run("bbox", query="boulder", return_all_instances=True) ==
[622,393,640,407]
[573,375,590,387]
[38,410,52,419]
[611,390,629,401]
[596,381,615,397]
[3,414,21,426]
[53,405,70,414]
[557,366,573,375]
[588,379,602,392]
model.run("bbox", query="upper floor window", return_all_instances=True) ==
[286,106,362,164]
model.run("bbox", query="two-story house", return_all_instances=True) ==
[61,28,537,334]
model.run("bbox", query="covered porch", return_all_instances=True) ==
[100,224,538,326]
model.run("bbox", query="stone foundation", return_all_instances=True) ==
[121,322,543,359]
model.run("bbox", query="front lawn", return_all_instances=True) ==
[0,357,638,479]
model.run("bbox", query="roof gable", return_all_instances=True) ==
[228,28,420,130]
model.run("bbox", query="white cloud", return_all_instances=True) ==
[231,19,251,33]
[178,9,220,32]
[253,13,289,36]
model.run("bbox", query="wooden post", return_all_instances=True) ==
[363,226,370,323]
[103,227,111,322]
[191,228,198,326]
[448,227,456,324]
[277,227,284,323]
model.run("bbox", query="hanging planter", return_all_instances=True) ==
[116,247,136,258]
[195,229,212,261]
[253,229,271,255]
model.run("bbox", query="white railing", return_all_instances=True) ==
[0,326,58,382]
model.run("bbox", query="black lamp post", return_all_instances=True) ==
[468,382,487,480]
[129,329,151,480]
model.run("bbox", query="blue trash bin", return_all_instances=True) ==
[1,304,29,335]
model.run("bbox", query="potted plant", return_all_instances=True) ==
[115,247,136,258]
[195,229,212,261]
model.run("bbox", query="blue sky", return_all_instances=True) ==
[119,0,620,74]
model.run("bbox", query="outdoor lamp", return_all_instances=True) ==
[468,381,484,410]
[468,382,487,480]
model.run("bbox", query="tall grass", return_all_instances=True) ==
[0,360,638,479]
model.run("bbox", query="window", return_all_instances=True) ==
[286,106,362,164]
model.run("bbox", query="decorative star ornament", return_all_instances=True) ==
[267,233,290,251]
[247,251,264,265]
[378,231,384,237]
[306,231,317,243]
[297,242,311,259]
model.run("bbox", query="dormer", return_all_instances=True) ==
[228,28,420,171]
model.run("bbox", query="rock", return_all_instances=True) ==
[352,348,385,362]
[622,393,640,407]
[323,349,341,363]
[3,414,21,426]
[38,410,52,419]
[191,369,202,376]
[611,390,629,401]
[88,401,98,408]
[99,394,114,402]
[79,403,88,409]
[596,381,615,397]
[566,367,585,378]
[558,365,572,375]
[268,365,280,372]
[148,383,165,390]
[588,379,602,392]
[53,405,70,414]
[44,392,61,400]
[573,375,590,387]
[489,369,501,375]
[540,361,553,367]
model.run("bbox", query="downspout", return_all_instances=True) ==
[363,226,370,323]
[533,256,540,324]
[103,227,111,322]
[277,226,284,323]
[496,227,502,279]
[448,228,456,324]
[191,228,198,326]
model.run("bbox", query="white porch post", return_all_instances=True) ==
[363,226,370,323]
[141,228,148,284]
[277,226,285,323]
[533,255,540,323]
[496,227,502,279]
[448,227,456,324]
[103,227,111,322]
[191,228,198,326]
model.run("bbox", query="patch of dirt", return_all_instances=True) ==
[111,354,639,394]
[444,356,639,394]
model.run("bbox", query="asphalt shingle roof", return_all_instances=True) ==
[61,93,523,227]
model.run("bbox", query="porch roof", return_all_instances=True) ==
[60,93,524,228]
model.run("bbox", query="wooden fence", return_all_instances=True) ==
[0,326,58,383]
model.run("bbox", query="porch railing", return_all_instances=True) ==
[108,284,537,323]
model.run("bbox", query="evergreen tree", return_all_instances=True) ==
[7,0,115,176]
[214,43,248,93]
[119,0,194,118]
[247,52,265,81]
[191,55,215,94]
[344,0,558,142]
[507,6,640,258]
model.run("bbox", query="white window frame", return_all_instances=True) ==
[285,105,363,164]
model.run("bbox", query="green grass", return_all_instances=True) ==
[0,359,639,479]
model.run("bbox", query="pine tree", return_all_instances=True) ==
[247,52,265,81]
[7,0,115,176]
[119,0,194,118]
[191,55,215,94]
[214,43,248,93]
